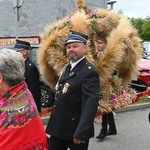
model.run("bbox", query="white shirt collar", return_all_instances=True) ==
[70,56,85,70]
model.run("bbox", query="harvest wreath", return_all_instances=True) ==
[37,0,143,114]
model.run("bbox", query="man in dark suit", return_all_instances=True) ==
[14,40,41,113]
[46,30,100,150]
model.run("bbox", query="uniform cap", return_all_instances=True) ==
[65,30,88,45]
[14,40,31,51]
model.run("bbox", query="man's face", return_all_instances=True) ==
[65,42,86,62]
[16,49,28,59]
[95,40,106,52]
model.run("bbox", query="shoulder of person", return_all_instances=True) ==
[26,58,36,68]
[85,61,98,72]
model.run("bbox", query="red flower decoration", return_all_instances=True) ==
[109,78,113,84]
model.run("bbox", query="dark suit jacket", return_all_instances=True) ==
[46,58,100,140]
[25,58,41,112]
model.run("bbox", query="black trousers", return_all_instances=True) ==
[101,112,116,133]
[48,136,89,150]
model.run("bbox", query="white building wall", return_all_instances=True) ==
[0,0,108,37]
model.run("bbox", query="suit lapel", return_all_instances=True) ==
[71,58,86,72]
[25,57,30,67]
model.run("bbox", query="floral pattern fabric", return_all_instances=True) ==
[0,82,48,150]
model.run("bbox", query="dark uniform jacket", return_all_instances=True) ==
[25,58,41,112]
[46,58,100,140]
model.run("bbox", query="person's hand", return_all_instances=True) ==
[73,138,85,144]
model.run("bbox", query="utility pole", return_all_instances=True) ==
[12,0,24,39]
[107,0,117,10]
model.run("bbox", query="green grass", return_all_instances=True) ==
[137,96,150,103]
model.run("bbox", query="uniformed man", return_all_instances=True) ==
[14,40,41,113]
[46,30,100,150]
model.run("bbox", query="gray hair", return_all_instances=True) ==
[0,48,25,86]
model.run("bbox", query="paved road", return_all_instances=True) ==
[90,108,150,150]
[44,107,150,150]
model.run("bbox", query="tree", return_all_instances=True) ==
[129,17,150,41]
[129,17,144,38]
[141,17,150,41]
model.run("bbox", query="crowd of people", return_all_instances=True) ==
[0,29,149,150]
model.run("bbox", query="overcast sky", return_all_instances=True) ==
[112,0,150,18]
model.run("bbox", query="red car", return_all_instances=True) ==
[130,59,150,91]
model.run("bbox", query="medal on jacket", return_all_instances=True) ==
[62,83,70,94]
